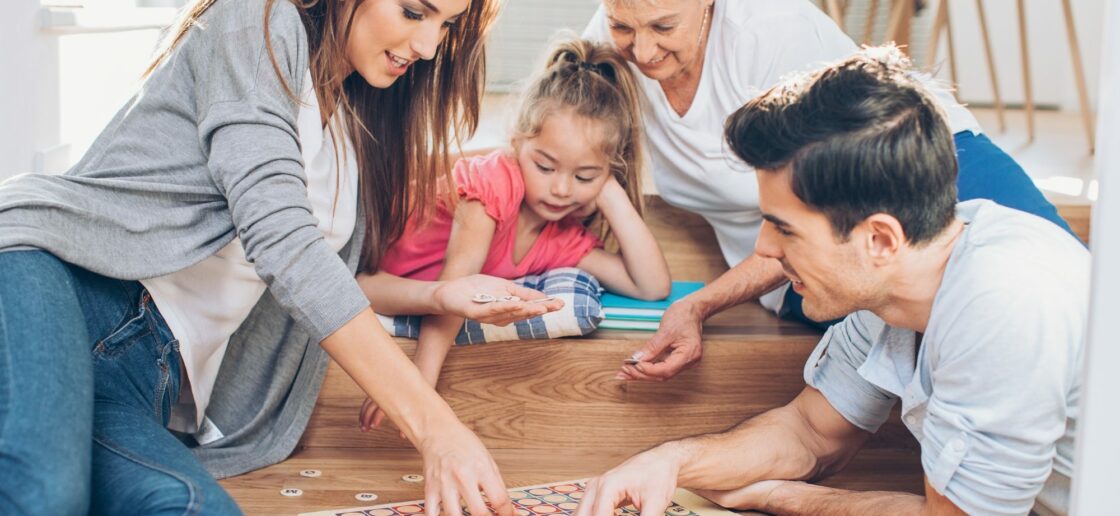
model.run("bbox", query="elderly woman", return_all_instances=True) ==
[583,0,1075,380]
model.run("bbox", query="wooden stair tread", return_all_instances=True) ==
[222,447,923,515]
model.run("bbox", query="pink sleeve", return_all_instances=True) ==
[453,151,523,225]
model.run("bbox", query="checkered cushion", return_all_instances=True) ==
[376,268,604,344]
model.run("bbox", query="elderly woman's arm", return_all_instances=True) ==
[616,253,786,381]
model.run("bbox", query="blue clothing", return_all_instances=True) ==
[0,251,241,515]
[780,131,1079,329]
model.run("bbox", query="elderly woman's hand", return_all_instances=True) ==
[616,297,705,381]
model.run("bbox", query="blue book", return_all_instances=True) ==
[600,281,704,321]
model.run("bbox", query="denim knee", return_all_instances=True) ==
[92,470,241,516]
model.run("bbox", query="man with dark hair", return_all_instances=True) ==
[576,48,1087,516]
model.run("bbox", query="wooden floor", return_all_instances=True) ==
[222,196,1088,515]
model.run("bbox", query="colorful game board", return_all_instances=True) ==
[299,479,736,516]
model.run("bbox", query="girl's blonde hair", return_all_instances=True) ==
[512,36,646,244]
[144,0,501,272]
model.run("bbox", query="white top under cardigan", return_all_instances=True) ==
[144,71,359,435]
[584,0,982,310]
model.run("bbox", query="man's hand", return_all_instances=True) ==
[617,300,704,381]
[575,446,683,516]
[433,274,563,325]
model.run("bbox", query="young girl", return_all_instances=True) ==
[0,0,553,513]
[359,38,672,430]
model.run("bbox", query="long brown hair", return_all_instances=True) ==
[511,36,646,245]
[144,0,501,272]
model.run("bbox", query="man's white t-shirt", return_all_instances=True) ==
[805,200,1088,515]
[583,0,981,309]
[143,71,359,438]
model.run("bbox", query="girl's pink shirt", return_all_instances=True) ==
[379,151,602,281]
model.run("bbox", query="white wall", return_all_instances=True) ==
[0,2,168,180]
[1071,1,1120,513]
[1,0,62,179]
[933,0,1104,110]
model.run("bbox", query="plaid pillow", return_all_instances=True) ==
[376,268,604,345]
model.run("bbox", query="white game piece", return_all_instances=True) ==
[280,488,303,497]
[300,469,321,478]
[355,492,378,502]
[472,293,496,304]
[623,351,645,365]
[402,473,424,483]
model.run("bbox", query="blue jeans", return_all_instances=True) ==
[0,250,241,515]
[780,131,1081,330]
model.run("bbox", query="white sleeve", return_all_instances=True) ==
[803,311,899,433]
[910,72,983,135]
[921,286,1078,515]
[582,5,609,42]
[727,8,859,102]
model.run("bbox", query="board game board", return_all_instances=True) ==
[299,479,736,516]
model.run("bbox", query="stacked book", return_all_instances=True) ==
[598,281,705,331]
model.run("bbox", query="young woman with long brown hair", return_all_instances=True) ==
[0,0,557,513]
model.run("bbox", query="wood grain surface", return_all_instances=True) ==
[224,197,1090,513]
[221,447,923,515]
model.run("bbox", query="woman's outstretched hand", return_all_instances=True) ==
[417,421,515,516]
[434,274,564,326]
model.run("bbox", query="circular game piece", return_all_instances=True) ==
[528,488,552,496]
[402,473,424,483]
[299,469,321,478]
[472,293,496,303]
[516,509,532,516]
[553,484,579,493]
[531,506,557,514]
[396,504,423,514]
[369,509,396,516]
[543,494,567,503]
[516,498,542,506]
[668,506,690,516]
[280,488,303,497]
[355,492,379,502]
[509,491,529,499]
[558,502,578,511]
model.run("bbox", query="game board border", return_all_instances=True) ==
[298,478,737,516]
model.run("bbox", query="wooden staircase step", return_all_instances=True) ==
[221,447,923,515]
[305,318,916,452]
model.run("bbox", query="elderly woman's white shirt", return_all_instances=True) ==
[584,0,980,309]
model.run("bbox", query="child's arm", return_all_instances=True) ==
[577,178,672,301]
[361,199,497,430]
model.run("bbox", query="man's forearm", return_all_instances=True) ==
[669,405,824,491]
[764,483,924,516]
[685,254,786,319]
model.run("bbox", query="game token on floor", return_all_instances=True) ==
[301,469,322,478]
[281,488,303,497]
[402,474,424,483]
[356,493,379,502]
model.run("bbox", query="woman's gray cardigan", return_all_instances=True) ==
[0,0,367,477]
